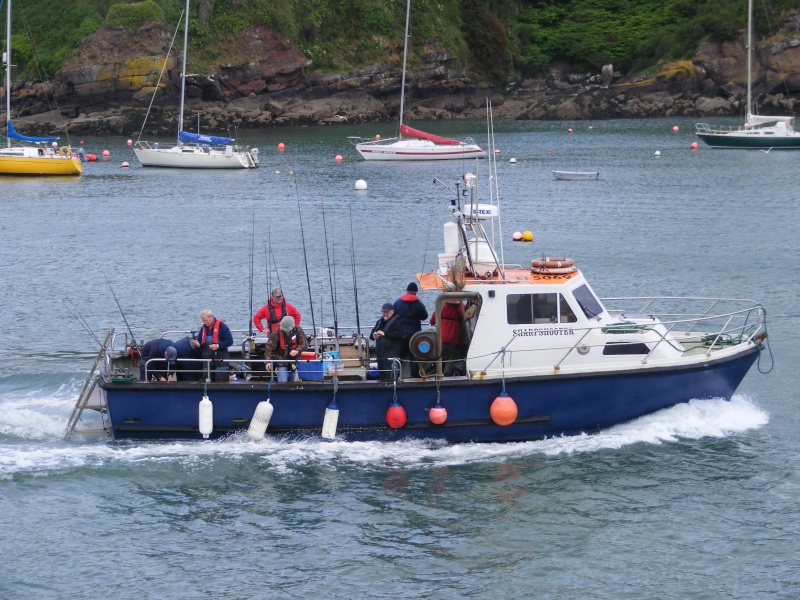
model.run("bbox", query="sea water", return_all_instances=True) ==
[1,118,798,598]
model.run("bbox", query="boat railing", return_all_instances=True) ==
[696,122,748,134]
[470,298,766,376]
[347,135,399,147]
[138,354,368,383]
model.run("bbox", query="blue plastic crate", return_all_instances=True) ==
[296,360,324,381]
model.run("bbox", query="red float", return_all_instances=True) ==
[429,403,447,425]
[490,392,518,426]
[386,401,407,429]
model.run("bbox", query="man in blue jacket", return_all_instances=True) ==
[139,338,177,381]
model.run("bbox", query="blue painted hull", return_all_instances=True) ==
[100,346,760,442]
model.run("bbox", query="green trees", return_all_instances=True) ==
[3,0,791,85]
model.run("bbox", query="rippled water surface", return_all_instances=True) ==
[1,118,798,598]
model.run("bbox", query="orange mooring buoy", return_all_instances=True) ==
[429,401,447,425]
[490,392,518,426]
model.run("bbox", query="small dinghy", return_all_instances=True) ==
[553,170,600,181]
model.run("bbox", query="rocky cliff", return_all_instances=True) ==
[5,13,800,136]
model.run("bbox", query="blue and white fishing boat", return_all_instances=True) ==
[68,173,769,442]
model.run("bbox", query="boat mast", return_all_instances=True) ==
[4,0,11,149]
[398,0,411,138]
[746,0,753,122]
[177,0,190,144]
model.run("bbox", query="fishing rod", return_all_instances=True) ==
[286,153,318,344]
[57,294,103,348]
[347,195,361,335]
[248,204,255,340]
[266,228,283,293]
[320,196,339,338]
[103,273,140,352]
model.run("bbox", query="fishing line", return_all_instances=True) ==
[57,295,102,348]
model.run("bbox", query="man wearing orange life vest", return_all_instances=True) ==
[264,316,308,382]
[253,288,301,334]
[190,308,234,382]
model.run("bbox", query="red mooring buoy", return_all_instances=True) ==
[386,401,407,429]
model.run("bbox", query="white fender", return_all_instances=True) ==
[199,395,213,439]
[247,400,274,440]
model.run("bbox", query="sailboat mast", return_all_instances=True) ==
[4,0,11,149]
[398,0,411,136]
[746,0,753,122]
[177,0,190,144]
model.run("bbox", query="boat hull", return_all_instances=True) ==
[0,154,82,176]
[553,170,599,180]
[695,132,800,149]
[355,139,487,161]
[134,146,258,169]
[99,345,760,442]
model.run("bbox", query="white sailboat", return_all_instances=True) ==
[348,0,486,161]
[695,0,800,149]
[0,0,81,176]
[134,0,259,169]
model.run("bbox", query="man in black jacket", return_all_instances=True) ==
[370,303,404,381]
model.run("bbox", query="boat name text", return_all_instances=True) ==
[513,327,576,337]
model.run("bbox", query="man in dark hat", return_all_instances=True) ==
[392,282,428,377]
[370,303,404,381]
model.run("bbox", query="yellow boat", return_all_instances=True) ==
[0,144,82,176]
[1,0,82,177]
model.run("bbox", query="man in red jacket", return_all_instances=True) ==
[430,300,466,376]
[253,288,302,334]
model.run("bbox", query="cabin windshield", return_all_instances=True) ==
[572,284,604,319]
[506,293,577,324]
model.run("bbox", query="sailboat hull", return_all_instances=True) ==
[695,131,800,149]
[355,138,487,161]
[0,150,82,176]
[134,145,258,169]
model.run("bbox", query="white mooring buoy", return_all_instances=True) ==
[321,398,339,440]
[247,400,274,440]
[199,395,213,439]
[355,179,367,190]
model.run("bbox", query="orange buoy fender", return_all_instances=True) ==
[386,399,407,429]
[86,154,97,162]
[429,403,447,425]
[490,392,518,426]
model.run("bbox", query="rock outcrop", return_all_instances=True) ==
[5,13,800,136]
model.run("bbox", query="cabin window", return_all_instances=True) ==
[573,284,604,319]
[603,342,650,355]
[506,293,577,324]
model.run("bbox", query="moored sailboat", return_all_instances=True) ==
[348,0,486,161]
[133,0,259,169]
[0,0,81,176]
[695,0,800,149]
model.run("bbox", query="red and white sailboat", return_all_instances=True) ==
[348,0,486,161]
